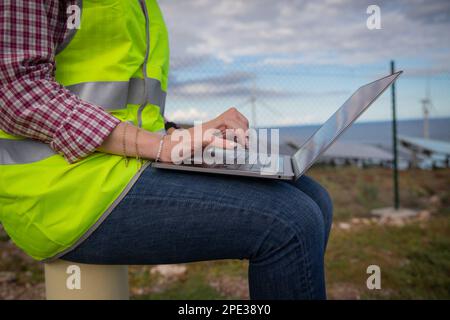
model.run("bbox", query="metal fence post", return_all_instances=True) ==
[391,60,400,210]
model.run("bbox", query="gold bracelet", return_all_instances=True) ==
[155,135,166,162]
[123,122,129,167]
[135,126,142,170]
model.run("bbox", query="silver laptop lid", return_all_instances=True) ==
[292,71,402,179]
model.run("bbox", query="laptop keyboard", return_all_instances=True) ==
[201,152,284,173]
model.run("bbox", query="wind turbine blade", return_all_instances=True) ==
[235,98,251,109]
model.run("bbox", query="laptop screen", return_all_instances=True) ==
[292,71,402,178]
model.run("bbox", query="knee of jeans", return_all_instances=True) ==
[285,194,326,242]
[297,177,334,229]
[316,183,333,230]
[250,197,325,264]
[248,217,299,264]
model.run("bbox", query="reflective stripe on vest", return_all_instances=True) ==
[0,139,56,165]
[0,126,166,165]
[66,78,166,113]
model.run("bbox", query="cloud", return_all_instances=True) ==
[169,71,255,96]
[165,105,327,127]
[397,0,450,24]
[166,107,209,122]
[403,65,450,77]
[159,0,450,124]
[275,113,323,126]
[171,72,255,86]
[169,71,349,98]
[160,0,450,67]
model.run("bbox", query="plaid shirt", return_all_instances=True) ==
[0,0,121,163]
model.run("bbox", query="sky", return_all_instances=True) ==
[159,0,450,127]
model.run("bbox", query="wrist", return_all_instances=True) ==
[159,135,172,162]
[137,131,162,160]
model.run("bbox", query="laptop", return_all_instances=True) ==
[152,71,403,180]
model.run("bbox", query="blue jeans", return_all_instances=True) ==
[62,166,333,299]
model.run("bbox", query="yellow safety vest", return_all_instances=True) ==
[0,0,170,261]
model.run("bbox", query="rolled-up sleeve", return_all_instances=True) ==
[0,0,120,163]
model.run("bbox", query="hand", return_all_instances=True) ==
[203,107,249,148]
[159,107,249,162]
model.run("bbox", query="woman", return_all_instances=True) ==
[0,0,332,299]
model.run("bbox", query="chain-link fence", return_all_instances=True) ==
[160,0,450,166]
[160,0,450,133]
[165,62,450,130]
[165,60,450,156]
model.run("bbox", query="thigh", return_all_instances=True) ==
[62,166,323,265]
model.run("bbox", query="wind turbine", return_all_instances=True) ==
[235,78,282,128]
[420,77,433,139]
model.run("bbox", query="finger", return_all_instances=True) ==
[221,107,247,131]
[228,128,247,149]
[202,128,223,147]
[209,136,237,150]
[224,118,247,131]
[223,119,247,148]
[233,108,249,129]
[229,109,249,132]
